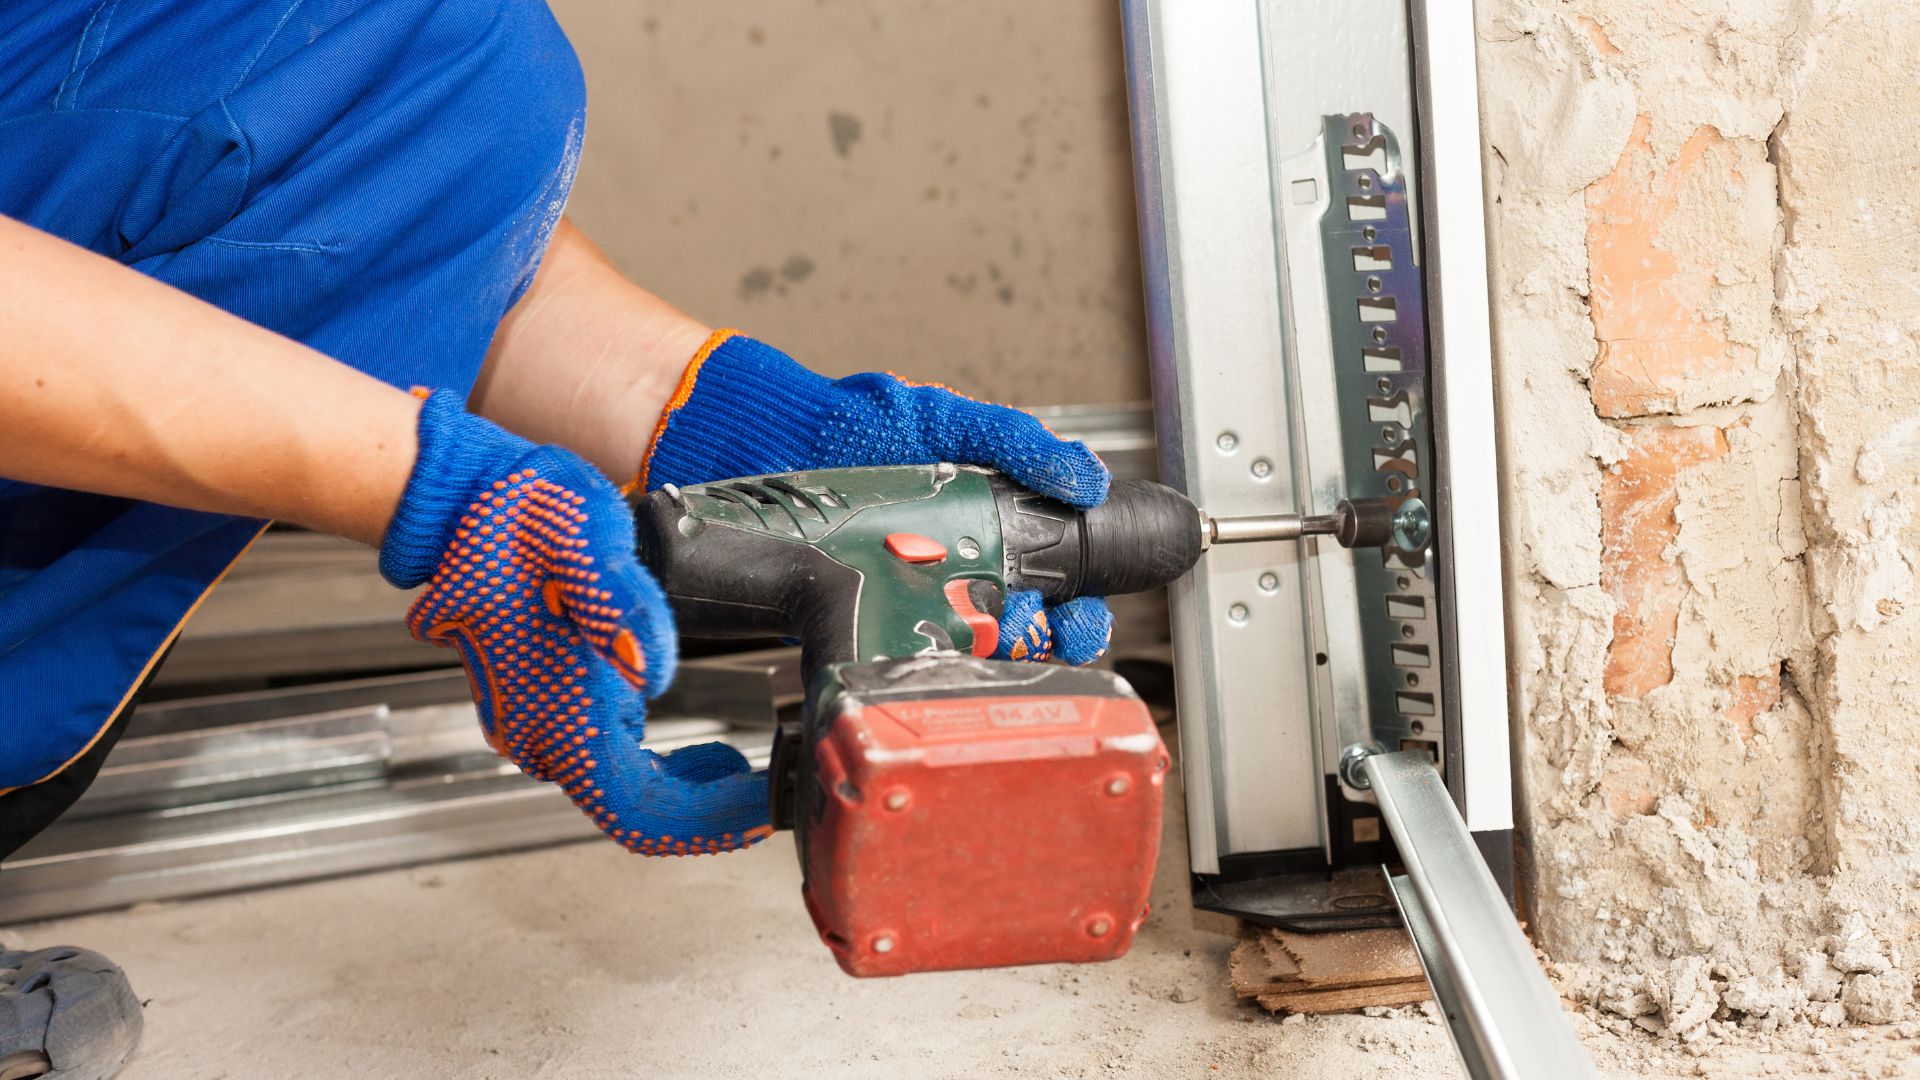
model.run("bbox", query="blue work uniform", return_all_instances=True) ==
[0,0,585,794]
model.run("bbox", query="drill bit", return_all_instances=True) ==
[1202,496,1430,553]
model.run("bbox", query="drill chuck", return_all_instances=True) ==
[995,477,1205,603]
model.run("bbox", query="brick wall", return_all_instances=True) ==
[1481,0,1920,1031]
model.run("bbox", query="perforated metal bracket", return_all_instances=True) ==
[1317,112,1443,783]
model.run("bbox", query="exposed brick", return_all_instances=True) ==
[1577,16,1622,57]
[1597,753,1659,818]
[1601,424,1730,698]
[1585,115,1757,417]
[1725,670,1782,742]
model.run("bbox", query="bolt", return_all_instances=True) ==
[1106,777,1130,797]
[1250,458,1273,480]
[1381,426,1400,444]
[1258,572,1280,593]
[1227,603,1250,624]
[1392,497,1432,553]
[884,790,909,811]
[1216,431,1238,453]
[872,935,895,954]
[1340,742,1385,790]
[1087,916,1113,938]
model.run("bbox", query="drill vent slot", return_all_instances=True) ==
[724,483,781,506]
[710,483,807,538]
[761,478,832,523]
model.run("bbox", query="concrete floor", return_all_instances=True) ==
[10,744,1918,1079]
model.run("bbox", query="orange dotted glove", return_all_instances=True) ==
[380,392,769,854]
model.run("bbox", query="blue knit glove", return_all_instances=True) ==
[382,392,770,855]
[639,331,1114,666]
[993,592,1114,667]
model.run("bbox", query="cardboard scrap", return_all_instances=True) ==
[1229,925,1431,1015]
[1254,981,1434,1014]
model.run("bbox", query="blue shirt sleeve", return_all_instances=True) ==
[0,0,588,792]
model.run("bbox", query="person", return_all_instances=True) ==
[0,2,1117,1075]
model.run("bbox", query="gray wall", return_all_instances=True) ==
[548,0,1151,406]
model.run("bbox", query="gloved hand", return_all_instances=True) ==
[639,331,1114,665]
[382,392,769,855]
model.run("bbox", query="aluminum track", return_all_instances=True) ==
[0,652,793,925]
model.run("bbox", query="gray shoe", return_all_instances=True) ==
[0,947,141,1080]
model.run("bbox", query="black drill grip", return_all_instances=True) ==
[994,477,1205,603]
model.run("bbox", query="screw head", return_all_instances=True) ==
[1339,742,1386,789]
[884,790,910,811]
[1105,776,1130,797]
[1250,458,1273,479]
[1227,603,1250,624]
[1087,916,1113,938]
[956,536,981,560]
[1258,572,1280,593]
[1392,497,1432,553]
[872,935,895,954]
[1216,431,1239,453]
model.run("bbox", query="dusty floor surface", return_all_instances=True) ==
[8,750,1917,1079]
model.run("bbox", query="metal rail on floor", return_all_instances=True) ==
[0,653,791,925]
[1364,751,1596,1079]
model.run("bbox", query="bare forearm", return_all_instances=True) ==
[0,216,418,545]
[470,218,710,481]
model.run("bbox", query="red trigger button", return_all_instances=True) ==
[943,579,1000,658]
[884,533,947,564]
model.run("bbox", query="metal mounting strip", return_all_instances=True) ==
[1364,751,1596,1079]
[1318,112,1443,773]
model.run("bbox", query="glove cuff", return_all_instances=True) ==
[637,331,836,492]
[379,391,532,588]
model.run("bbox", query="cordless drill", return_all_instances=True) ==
[633,464,1424,976]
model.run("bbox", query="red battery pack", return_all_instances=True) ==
[798,658,1168,977]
